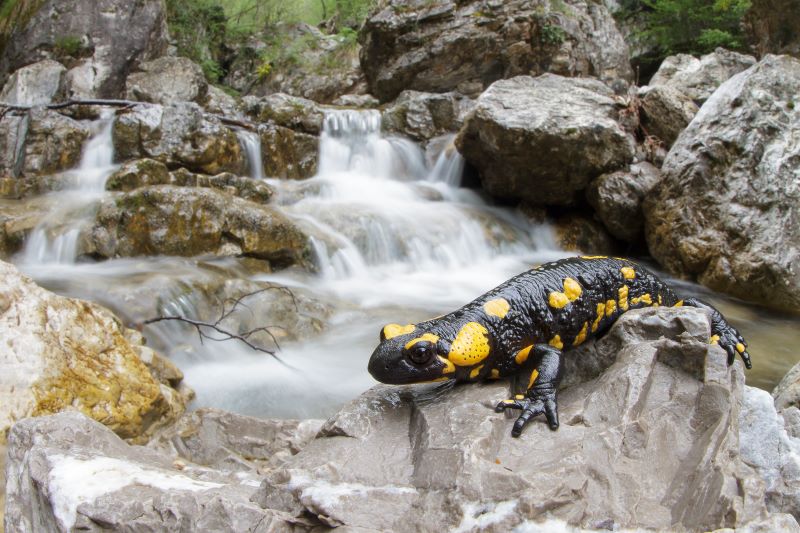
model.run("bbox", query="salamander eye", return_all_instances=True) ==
[406,342,435,365]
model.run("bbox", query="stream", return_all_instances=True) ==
[12,108,800,421]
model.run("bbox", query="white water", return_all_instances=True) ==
[237,129,265,180]
[16,108,572,419]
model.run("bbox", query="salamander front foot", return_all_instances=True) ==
[495,385,559,437]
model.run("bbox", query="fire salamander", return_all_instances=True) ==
[368,256,752,437]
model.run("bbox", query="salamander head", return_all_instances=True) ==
[368,323,453,384]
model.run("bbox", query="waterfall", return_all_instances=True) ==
[19,111,117,265]
[237,129,265,180]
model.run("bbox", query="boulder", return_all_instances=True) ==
[0,59,66,106]
[112,103,246,175]
[255,307,768,531]
[638,84,699,146]
[18,108,90,177]
[773,360,800,411]
[649,47,756,104]
[260,124,319,180]
[455,75,635,206]
[360,0,633,102]
[0,260,187,444]
[0,0,168,99]
[105,158,170,191]
[0,112,28,179]
[745,0,800,57]
[4,412,299,532]
[644,55,800,312]
[242,93,325,135]
[202,85,240,117]
[586,161,662,243]
[125,56,208,105]
[90,185,308,267]
[381,90,475,143]
[552,212,619,255]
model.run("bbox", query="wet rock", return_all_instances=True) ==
[256,307,773,531]
[552,212,619,255]
[112,103,246,175]
[332,94,380,108]
[260,124,319,180]
[125,57,208,105]
[381,90,474,143]
[4,412,300,532]
[0,112,28,179]
[91,185,308,267]
[242,93,325,135]
[105,158,171,192]
[455,75,635,206]
[0,0,168,99]
[202,85,240,117]
[638,84,699,147]
[773,360,800,411]
[586,161,661,243]
[19,108,90,176]
[0,260,186,444]
[360,0,633,102]
[0,59,66,106]
[644,55,800,312]
[649,47,756,104]
[745,0,800,57]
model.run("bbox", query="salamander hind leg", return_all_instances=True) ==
[495,345,564,437]
[682,297,752,369]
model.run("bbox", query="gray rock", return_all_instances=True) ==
[649,47,757,104]
[381,90,474,143]
[125,57,208,105]
[332,94,380,108]
[255,307,766,531]
[4,412,301,532]
[242,93,325,135]
[774,360,800,411]
[639,84,699,146]
[456,75,635,206]
[586,161,662,243]
[259,124,319,180]
[0,112,29,179]
[105,158,170,192]
[644,55,800,312]
[0,0,168,99]
[18,108,90,177]
[90,185,308,267]
[360,0,633,102]
[202,85,240,117]
[551,212,619,255]
[112,103,246,175]
[0,60,66,106]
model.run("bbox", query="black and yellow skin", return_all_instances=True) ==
[368,256,752,437]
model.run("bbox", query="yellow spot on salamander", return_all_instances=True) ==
[548,291,570,309]
[673,300,684,307]
[563,278,582,301]
[469,365,484,379]
[573,322,588,346]
[483,298,511,319]
[527,369,540,390]
[620,266,636,280]
[549,335,563,350]
[515,345,533,365]
[421,377,450,383]
[383,323,415,340]
[736,343,745,354]
[438,356,455,374]
[448,322,491,366]
[592,302,605,332]
[490,369,500,379]
[658,294,663,305]
[605,299,617,317]
[405,333,440,351]
[618,285,629,311]
[710,335,720,344]
[515,394,525,400]
[548,278,583,309]
[631,294,653,306]
[581,255,607,259]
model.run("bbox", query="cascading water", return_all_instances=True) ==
[236,129,265,180]
[19,111,117,265]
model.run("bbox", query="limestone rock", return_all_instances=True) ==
[644,55,800,312]
[360,0,633,102]
[242,93,325,135]
[125,56,208,105]
[19,108,90,177]
[455,75,635,206]
[586,161,661,243]
[773,360,800,411]
[649,47,756,104]
[0,260,186,443]
[0,112,29,179]
[202,85,240,117]
[4,412,299,532]
[0,59,66,106]
[91,185,308,267]
[259,124,319,180]
[552,212,619,255]
[256,307,765,531]
[639,84,699,147]
[0,0,168,99]
[381,90,474,143]
[112,103,246,175]
[105,158,170,192]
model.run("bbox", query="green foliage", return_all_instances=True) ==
[54,35,83,57]
[540,23,567,45]
[165,0,227,81]
[638,0,751,55]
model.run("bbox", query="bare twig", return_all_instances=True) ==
[142,286,299,366]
